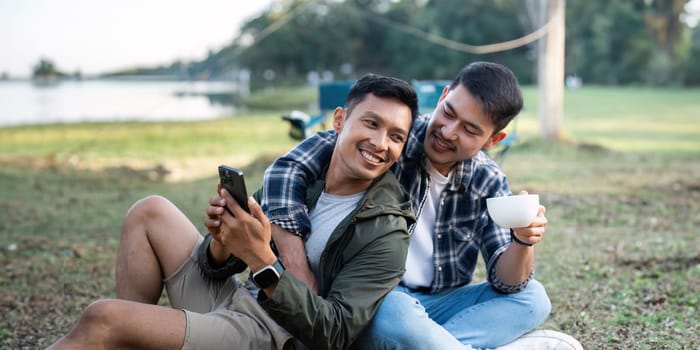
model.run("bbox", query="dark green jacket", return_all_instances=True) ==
[261,171,414,350]
[197,171,413,349]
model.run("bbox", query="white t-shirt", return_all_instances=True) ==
[306,191,364,279]
[402,161,452,289]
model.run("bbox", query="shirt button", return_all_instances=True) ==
[437,234,442,239]
[437,266,443,272]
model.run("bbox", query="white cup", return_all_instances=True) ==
[486,194,540,229]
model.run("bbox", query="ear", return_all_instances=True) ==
[437,85,450,104]
[332,107,345,133]
[482,131,507,150]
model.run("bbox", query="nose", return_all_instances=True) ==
[441,119,459,140]
[370,129,389,151]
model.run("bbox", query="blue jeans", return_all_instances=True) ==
[352,280,551,350]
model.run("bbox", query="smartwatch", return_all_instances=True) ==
[252,258,285,289]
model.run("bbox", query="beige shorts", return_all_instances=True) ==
[164,235,295,350]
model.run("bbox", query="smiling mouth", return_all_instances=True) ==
[361,149,384,163]
[432,132,453,152]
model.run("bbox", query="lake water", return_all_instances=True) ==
[0,79,238,127]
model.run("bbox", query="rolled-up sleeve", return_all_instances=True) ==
[260,130,337,238]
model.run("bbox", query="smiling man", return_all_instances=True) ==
[47,73,419,350]
[260,62,582,350]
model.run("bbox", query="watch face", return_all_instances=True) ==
[253,260,284,289]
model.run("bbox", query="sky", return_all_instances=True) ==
[0,0,272,77]
[2,0,699,79]
[684,0,700,27]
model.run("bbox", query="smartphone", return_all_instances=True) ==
[218,165,250,213]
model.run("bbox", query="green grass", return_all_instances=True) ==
[1,85,699,349]
[0,113,299,173]
[518,86,700,155]
[240,85,316,110]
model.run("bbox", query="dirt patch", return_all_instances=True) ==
[617,254,700,273]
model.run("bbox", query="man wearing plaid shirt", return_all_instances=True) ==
[262,62,582,350]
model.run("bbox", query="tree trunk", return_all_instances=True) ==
[538,0,566,141]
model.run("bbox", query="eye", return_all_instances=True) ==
[363,119,378,128]
[463,125,479,135]
[390,133,406,143]
[442,105,456,120]
[462,122,484,136]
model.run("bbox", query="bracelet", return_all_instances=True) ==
[511,231,533,247]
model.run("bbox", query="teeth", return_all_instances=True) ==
[436,136,450,150]
[361,150,382,163]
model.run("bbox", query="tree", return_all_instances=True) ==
[535,0,566,141]
[233,0,368,85]
[186,0,697,86]
[32,58,63,80]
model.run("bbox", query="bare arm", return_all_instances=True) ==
[495,205,546,285]
[271,224,319,294]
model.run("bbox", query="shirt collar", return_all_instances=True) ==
[403,114,429,162]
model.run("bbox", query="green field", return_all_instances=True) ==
[1,86,699,349]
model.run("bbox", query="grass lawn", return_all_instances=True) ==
[1,85,699,349]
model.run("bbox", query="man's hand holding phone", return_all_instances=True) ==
[218,165,250,213]
[218,185,276,273]
[208,165,276,274]
[204,165,252,264]
[205,165,251,238]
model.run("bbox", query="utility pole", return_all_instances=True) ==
[537,0,566,140]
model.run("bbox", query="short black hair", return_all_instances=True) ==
[450,62,523,133]
[345,73,419,122]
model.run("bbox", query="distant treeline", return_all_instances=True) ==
[132,0,700,87]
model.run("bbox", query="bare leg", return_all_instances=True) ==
[115,195,201,303]
[47,299,186,350]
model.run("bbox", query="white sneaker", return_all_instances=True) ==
[494,330,583,350]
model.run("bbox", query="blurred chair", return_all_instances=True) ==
[412,80,451,114]
[488,121,519,166]
[282,81,354,140]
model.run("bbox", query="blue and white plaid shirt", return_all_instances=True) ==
[261,115,531,294]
